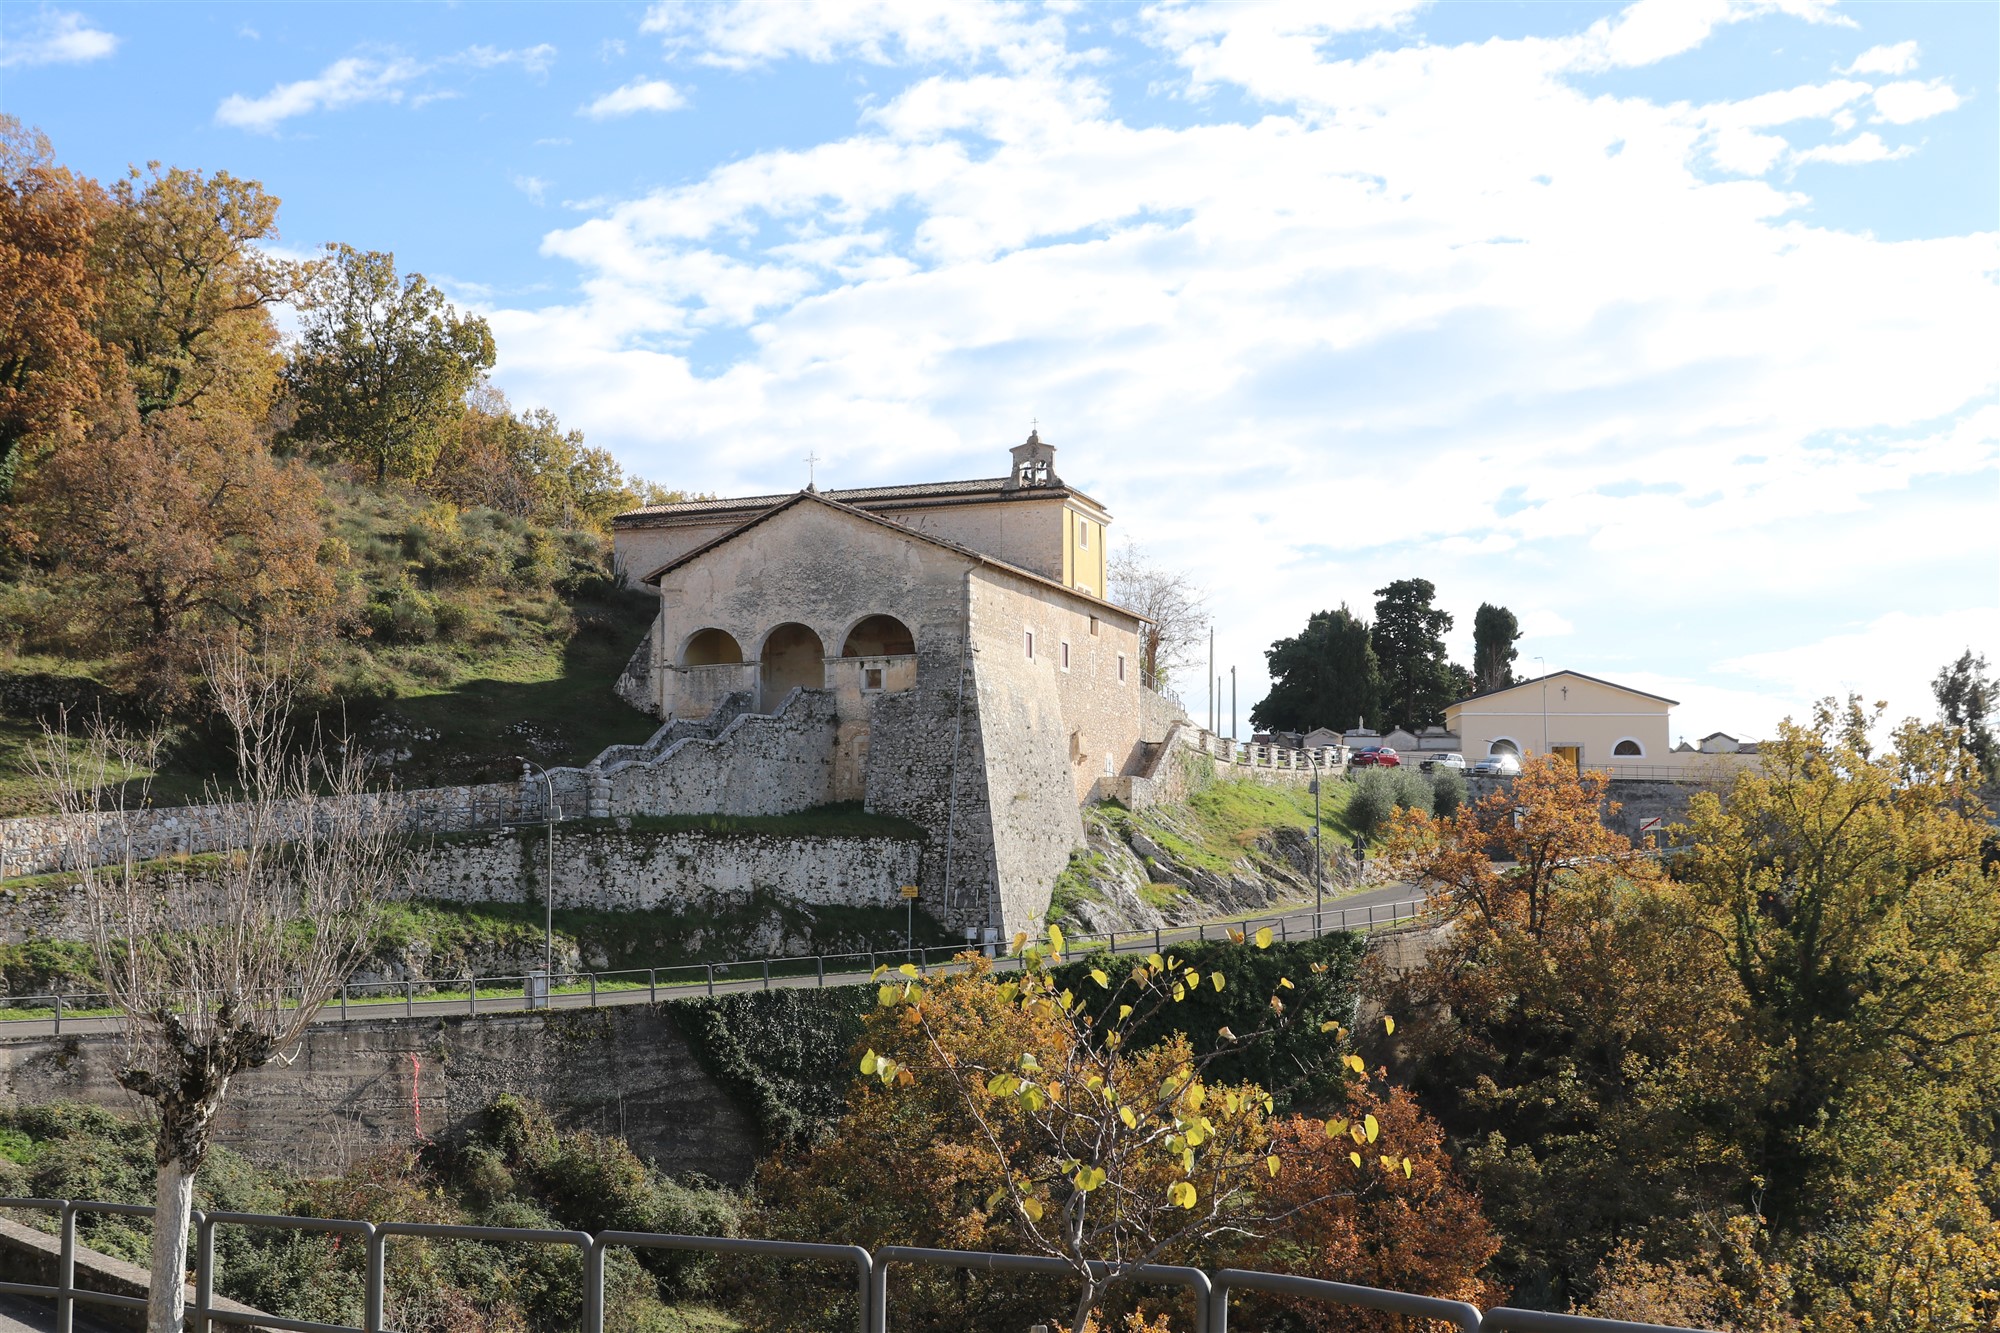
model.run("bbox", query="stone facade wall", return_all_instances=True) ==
[0,1005,763,1181]
[963,572,1089,935]
[423,824,922,914]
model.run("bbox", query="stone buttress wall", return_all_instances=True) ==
[964,572,1084,936]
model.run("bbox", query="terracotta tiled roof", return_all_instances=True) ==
[615,475,1108,525]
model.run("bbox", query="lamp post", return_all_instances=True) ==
[1535,655,1548,758]
[517,757,559,986]
[1303,747,1325,934]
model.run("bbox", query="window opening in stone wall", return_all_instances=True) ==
[1079,518,1089,549]
[1089,615,1099,636]
[1025,629,1035,660]
[1490,737,1521,757]
[863,666,884,692]
[1060,641,1071,671]
[1117,653,1127,683]
[1613,738,1643,756]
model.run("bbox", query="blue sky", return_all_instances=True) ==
[5,0,1996,739]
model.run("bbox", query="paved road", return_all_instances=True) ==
[0,883,1427,1040]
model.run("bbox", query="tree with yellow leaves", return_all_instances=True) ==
[855,928,1414,1333]
[1680,698,2000,1232]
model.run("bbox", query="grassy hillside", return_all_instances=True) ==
[0,471,661,814]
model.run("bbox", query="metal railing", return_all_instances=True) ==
[0,898,1435,1031]
[0,1198,1720,1333]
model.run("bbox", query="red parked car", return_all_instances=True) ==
[1349,746,1400,768]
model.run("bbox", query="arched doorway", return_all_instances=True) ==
[680,628,743,666]
[841,614,916,658]
[760,623,826,708]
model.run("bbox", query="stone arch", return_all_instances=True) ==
[679,627,744,666]
[1488,737,1522,757]
[1612,737,1645,757]
[840,613,916,658]
[759,622,826,707]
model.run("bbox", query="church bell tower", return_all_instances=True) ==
[1005,429,1059,490]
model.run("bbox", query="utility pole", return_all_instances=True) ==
[517,757,559,992]
[1533,656,1548,757]
[1305,748,1325,932]
[1208,627,1215,734]
[1230,666,1237,743]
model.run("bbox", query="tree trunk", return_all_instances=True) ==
[148,1157,196,1333]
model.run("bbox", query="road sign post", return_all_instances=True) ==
[900,885,919,959]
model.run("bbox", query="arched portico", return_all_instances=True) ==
[680,627,744,666]
[841,614,916,658]
[760,622,826,709]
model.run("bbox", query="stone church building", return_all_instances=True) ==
[609,433,1182,936]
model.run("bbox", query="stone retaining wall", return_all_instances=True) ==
[0,1004,762,1183]
[425,824,923,915]
[0,690,839,880]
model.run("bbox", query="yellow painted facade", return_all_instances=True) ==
[1445,672,1675,769]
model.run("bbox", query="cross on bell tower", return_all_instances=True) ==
[1005,426,1058,490]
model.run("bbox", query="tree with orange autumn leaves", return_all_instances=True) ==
[751,932,1503,1333]
[1382,753,1630,938]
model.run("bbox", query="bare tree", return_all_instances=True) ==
[34,647,402,1333]
[1109,543,1210,691]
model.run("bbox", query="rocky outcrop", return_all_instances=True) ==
[1055,806,1362,934]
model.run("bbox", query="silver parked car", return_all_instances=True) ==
[1420,752,1466,773]
[1469,753,1522,776]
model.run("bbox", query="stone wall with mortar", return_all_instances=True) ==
[0,1005,764,1182]
[424,824,922,915]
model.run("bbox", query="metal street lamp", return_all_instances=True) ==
[1303,747,1326,934]
[516,756,560,988]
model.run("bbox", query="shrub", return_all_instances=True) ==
[1348,769,1399,838]
[1431,766,1466,817]
[1393,766,1435,816]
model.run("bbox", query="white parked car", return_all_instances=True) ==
[1470,753,1522,777]
[1420,752,1466,772]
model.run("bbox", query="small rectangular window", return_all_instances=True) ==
[1024,629,1035,660]
[1079,519,1090,549]
[863,667,884,692]
[1117,654,1127,683]
[1060,641,1071,671]
[1089,615,1100,637]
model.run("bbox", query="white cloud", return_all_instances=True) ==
[642,0,1068,71]
[457,43,557,78]
[1793,131,1914,166]
[217,56,426,132]
[1840,41,1918,76]
[1718,608,2000,726]
[580,77,688,118]
[514,174,552,205]
[482,4,1995,722]
[1871,78,1963,125]
[0,8,117,68]
[216,43,560,133]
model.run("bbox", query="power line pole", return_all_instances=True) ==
[1231,666,1237,742]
